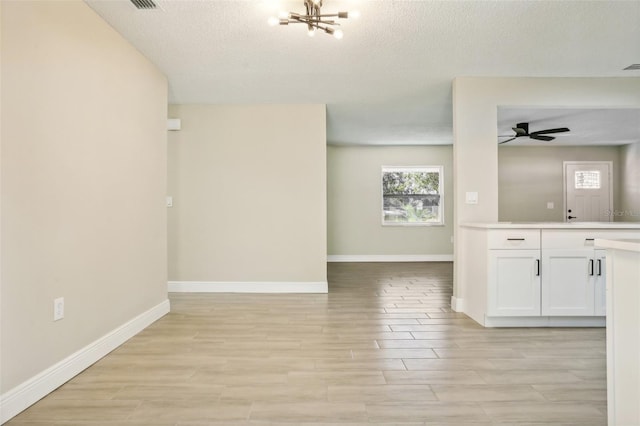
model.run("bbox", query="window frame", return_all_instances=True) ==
[381,165,444,227]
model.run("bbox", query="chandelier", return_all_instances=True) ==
[268,0,359,39]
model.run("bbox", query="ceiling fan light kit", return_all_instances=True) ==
[269,0,358,39]
[498,122,570,144]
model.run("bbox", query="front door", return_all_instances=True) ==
[564,161,612,222]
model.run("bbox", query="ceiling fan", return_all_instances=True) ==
[498,122,570,144]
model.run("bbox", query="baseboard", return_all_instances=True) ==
[168,281,328,293]
[483,316,606,328]
[327,255,453,263]
[0,299,170,424]
[450,296,464,312]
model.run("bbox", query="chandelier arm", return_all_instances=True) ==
[311,23,332,33]
[288,16,309,24]
[294,19,328,31]
[289,16,337,25]
[304,19,338,25]
[290,13,337,18]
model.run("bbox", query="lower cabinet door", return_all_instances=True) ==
[541,249,595,316]
[488,250,541,316]
[594,249,607,316]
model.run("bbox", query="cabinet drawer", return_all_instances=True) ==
[488,230,540,249]
[542,229,640,249]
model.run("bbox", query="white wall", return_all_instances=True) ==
[327,145,453,259]
[167,104,327,287]
[1,0,167,397]
[453,77,640,308]
[620,141,640,222]
[499,146,622,222]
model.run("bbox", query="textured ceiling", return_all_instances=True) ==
[85,0,640,145]
[498,108,640,147]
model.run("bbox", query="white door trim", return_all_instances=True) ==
[563,161,613,223]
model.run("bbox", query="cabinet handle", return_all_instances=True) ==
[585,238,595,241]
[589,259,594,276]
[597,259,602,276]
[507,238,525,241]
[536,259,540,276]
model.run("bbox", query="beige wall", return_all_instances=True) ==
[498,146,622,222]
[327,145,453,256]
[453,77,640,304]
[167,104,327,284]
[1,1,168,392]
[620,141,640,222]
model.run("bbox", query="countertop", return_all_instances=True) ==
[595,238,640,253]
[461,222,640,229]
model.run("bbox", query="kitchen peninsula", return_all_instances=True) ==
[458,222,640,327]
[595,238,640,426]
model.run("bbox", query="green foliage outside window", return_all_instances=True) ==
[383,171,439,195]
[382,168,442,225]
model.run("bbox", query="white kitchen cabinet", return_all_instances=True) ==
[541,249,595,316]
[540,231,631,317]
[488,250,540,316]
[460,223,640,327]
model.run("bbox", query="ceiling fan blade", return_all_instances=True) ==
[530,127,570,135]
[498,137,517,144]
[530,135,555,141]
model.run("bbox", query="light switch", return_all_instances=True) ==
[166,196,173,207]
[465,191,478,204]
[53,297,64,321]
[547,201,554,209]
[167,118,181,131]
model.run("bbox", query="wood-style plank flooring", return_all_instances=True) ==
[8,262,607,425]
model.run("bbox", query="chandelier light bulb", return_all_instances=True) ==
[308,28,316,37]
[267,16,279,26]
[349,10,360,19]
[333,29,343,39]
[278,10,289,18]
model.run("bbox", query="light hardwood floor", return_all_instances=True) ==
[8,262,607,425]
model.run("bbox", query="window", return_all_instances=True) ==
[382,166,443,226]
[575,170,601,189]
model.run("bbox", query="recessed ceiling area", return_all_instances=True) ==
[497,107,640,147]
[84,0,640,146]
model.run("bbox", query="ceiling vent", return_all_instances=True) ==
[130,0,157,10]
[623,64,640,70]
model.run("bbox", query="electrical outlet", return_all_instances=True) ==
[53,297,64,321]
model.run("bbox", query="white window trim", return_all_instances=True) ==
[381,165,444,227]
